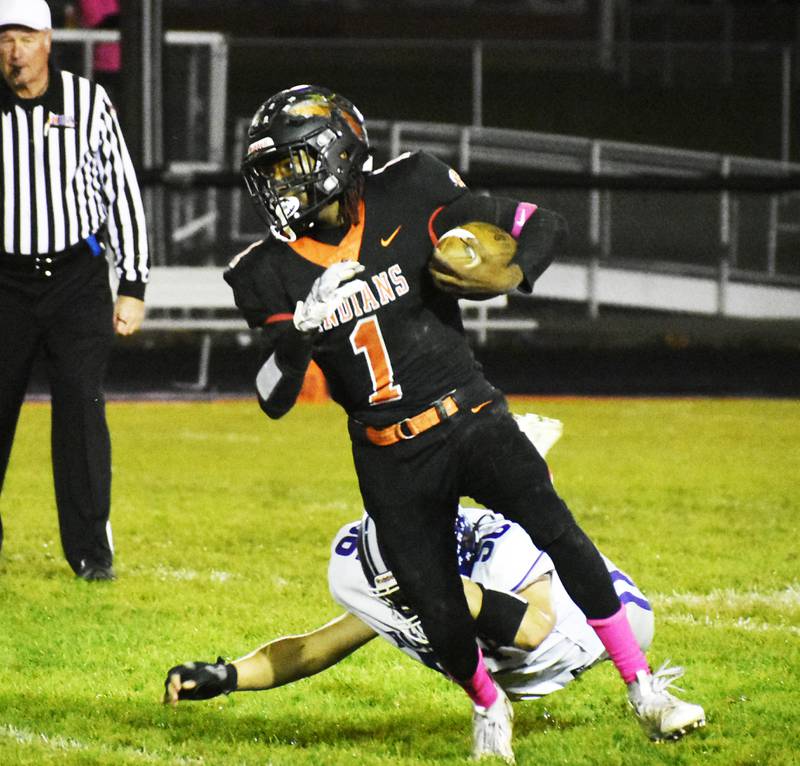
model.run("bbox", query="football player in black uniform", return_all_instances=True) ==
[224,85,703,758]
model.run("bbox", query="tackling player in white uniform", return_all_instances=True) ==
[164,415,705,762]
[331,503,655,702]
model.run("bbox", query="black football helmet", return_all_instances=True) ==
[241,84,370,240]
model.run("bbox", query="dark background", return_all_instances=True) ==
[29,307,794,398]
[156,0,800,160]
[39,1,800,396]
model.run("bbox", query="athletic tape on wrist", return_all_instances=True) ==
[223,662,238,694]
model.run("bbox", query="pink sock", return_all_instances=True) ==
[458,648,498,708]
[587,605,650,683]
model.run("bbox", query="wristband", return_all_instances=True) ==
[511,202,538,239]
[223,661,238,694]
[475,584,529,647]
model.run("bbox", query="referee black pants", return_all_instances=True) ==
[0,252,114,574]
[350,391,621,683]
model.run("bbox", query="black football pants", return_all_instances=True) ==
[350,394,621,683]
[0,253,114,573]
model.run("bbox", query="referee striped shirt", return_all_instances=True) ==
[0,67,149,297]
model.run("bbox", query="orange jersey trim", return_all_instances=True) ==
[427,205,445,247]
[288,200,366,267]
[265,313,293,325]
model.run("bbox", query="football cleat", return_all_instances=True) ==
[472,683,515,763]
[77,562,116,581]
[512,413,563,460]
[627,661,706,741]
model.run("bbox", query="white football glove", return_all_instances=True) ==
[293,260,366,332]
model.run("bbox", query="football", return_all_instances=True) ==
[430,221,522,296]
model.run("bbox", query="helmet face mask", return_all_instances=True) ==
[242,85,369,240]
[243,143,327,234]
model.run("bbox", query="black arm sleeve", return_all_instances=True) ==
[255,324,315,419]
[514,207,568,293]
[433,192,518,237]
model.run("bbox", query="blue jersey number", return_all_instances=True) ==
[334,526,361,558]
[475,523,511,562]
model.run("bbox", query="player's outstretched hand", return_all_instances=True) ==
[294,260,366,332]
[163,658,238,705]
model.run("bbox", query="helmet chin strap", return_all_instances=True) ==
[271,224,297,243]
[271,196,302,241]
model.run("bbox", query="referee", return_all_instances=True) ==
[0,0,149,580]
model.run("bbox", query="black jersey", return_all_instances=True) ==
[225,151,559,427]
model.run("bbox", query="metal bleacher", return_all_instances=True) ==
[365,120,800,320]
[227,118,800,318]
[51,25,800,391]
[142,116,800,387]
[54,28,799,327]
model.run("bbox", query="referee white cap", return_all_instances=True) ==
[0,0,52,31]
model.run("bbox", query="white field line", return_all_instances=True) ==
[0,724,203,764]
[145,565,234,582]
[652,584,800,610]
[659,613,800,636]
[141,567,293,590]
[650,585,800,635]
[0,724,85,751]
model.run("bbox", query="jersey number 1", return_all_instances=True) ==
[349,316,403,405]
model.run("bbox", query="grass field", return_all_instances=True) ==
[0,396,798,765]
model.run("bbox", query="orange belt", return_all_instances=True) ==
[364,395,459,447]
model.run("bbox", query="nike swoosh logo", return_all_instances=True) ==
[470,400,493,414]
[381,226,402,247]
